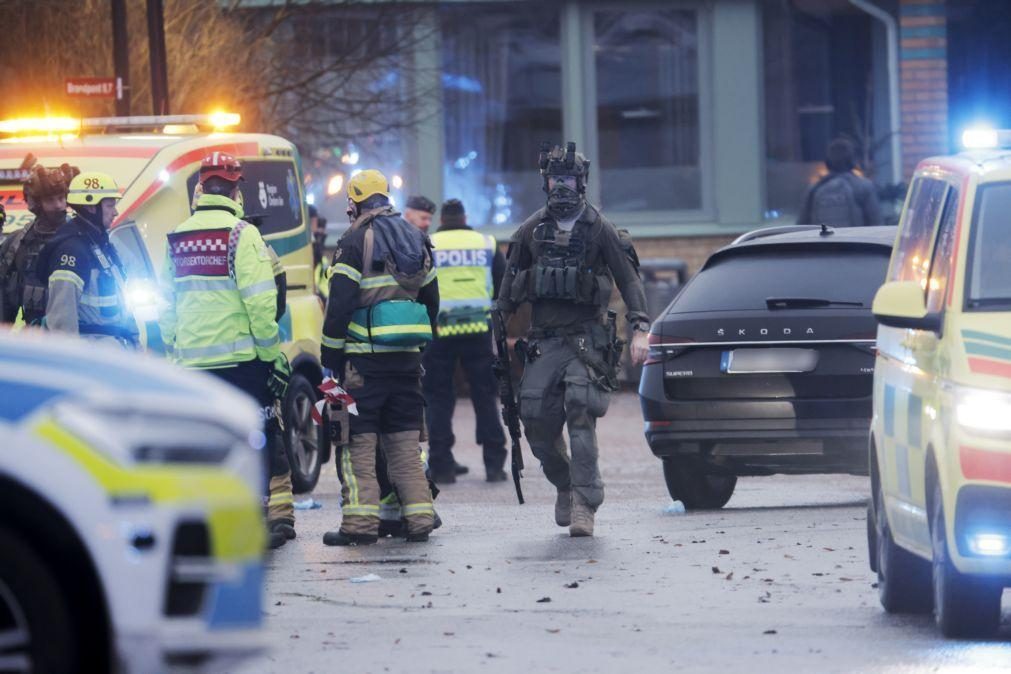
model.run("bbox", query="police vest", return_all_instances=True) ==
[430,228,495,336]
[344,209,435,353]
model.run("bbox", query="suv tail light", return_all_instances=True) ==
[644,332,693,365]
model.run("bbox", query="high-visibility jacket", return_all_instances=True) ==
[430,228,496,336]
[160,194,280,368]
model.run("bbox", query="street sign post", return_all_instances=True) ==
[65,77,123,99]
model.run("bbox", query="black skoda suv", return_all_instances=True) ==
[639,225,895,509]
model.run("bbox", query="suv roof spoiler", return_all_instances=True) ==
[732,224,832,246]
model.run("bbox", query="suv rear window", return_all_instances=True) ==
[672,246,891,313]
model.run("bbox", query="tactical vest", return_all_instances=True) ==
[430,228,495,336]
[0,222,59,325]
[508,209,612,308]
[345,209,435,353]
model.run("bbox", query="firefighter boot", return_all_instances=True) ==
[569,494,595,538]
[555,489,572,527]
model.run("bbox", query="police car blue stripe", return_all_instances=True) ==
[0,380,66,421]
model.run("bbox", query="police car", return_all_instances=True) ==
[0,330,265,671]
[868,128,1011,637]
[0,114,328,493]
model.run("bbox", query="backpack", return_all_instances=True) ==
[809,174,863,228]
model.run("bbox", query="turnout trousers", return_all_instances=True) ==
[206,360,294,526]
[422,332,507,474]
[518,334,612,509]
[338,362,434,537]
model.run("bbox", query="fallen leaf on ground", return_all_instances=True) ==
[537,597,552,603]
[547,629,561,634]
[763,630,777,635]
[565,581,579,589]
[711,566,721,574]
[719,549,730,555]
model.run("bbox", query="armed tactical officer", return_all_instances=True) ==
[160,153,295,550]
[39,172,138,345]
[321,169,439,546]
[0,162,77,325]
[497,143,650,537]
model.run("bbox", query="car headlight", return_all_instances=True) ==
[955,386,1011,435]
[54,400,252,466]
[124,279,161,322]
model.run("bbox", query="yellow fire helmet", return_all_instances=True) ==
[67,171,121,206]
[346,169,390,204]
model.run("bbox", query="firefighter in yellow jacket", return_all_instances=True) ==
[321,169,439,545]
[160,153,295,549]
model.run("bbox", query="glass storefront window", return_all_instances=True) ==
[440,5,562,227]
[594,9,701,212]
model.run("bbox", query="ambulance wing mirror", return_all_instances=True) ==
[872,281,942,333]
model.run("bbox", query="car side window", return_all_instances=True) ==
[925,188,958,313]
[890,177,947,285]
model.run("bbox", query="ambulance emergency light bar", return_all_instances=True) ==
[0,112,241,136]
[961,126,1011,150]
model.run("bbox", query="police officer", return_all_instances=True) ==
[0,162,77,325]
[159,153,295,550]
[39,172,138,345]
[497,143,650,537]
[403,195,436,233]
[424,198,508,484]
[321,169,439,546]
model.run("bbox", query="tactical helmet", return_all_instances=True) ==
[347,169,390,204]
[67,172,121,206]
[22,163,79,211]
[538,142,590,193]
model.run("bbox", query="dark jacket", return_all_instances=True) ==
[498,204,649,331]
[798,171,883,228]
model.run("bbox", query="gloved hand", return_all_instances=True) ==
[267,353,291,400]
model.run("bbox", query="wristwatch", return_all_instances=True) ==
[631,322,650,334]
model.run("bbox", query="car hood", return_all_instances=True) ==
[0,329,260,433]
[955,313,1011,391]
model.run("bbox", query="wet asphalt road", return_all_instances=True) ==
[235,392,1011,674]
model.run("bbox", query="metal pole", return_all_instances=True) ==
[111,0,130,116]
[146,0,170,115]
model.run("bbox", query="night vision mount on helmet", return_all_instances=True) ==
[538,141,590,193]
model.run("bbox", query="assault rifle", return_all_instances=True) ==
[492,309,525,504]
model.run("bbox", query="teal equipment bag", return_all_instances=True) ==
[348,299,433,348]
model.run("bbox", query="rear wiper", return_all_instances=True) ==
[766,297,863,310]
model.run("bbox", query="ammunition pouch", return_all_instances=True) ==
[20,280,47,325]
[512,264,611,307]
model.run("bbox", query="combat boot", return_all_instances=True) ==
[323,530,378,546]
[569,496,594,538]
[555,489,571,527]
[270,519,296,541]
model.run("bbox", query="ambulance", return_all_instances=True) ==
[0,330,265,671]
[0,114,328,492]
[868,127,1011,637]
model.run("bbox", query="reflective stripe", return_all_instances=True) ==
[176,336,254,360]
[321,334,346,349]
[423,266,438,286]
[239,279,277,299]
[342,505,381,516]
[438,321,489,336]
[333,263,362,283]
[402,503,435,516]
[253,333,280,348]
[342,447,359,507]
[360,274,397,289]
[175,278,236,293]
[69,188,119,197]
[49,270,84,292]
[368,323,431,337]
[345,342,420,354]
[268,493,294,506]
[80,293,120,308]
